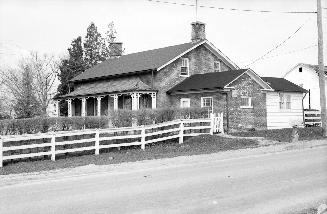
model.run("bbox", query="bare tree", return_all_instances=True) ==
[0,52,59,118]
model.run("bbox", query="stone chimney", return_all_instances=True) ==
[191,21,206,43]
[109,42,123,57]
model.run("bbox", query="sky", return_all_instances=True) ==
[0,0,326,77]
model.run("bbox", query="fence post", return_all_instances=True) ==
[179,121,184,144]
[95,129,100,155]
[141,126,146,150]
[219,113,224,134]
[51,134,56,161]
[0,137,3,167]
[210,113,214,135]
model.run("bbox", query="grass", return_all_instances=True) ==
[0,135,258,175]
[231,127,325,142]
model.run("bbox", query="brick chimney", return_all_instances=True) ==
[109,42,123,57]
[191,21,206,43]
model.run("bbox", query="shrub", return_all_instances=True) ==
[0,107,208,135]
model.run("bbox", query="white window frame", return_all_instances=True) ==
[201,97,213,113]
[180,98,190,108]
[214,60,221,72]
[240,96,253,109]
[279,93,291,110]
[180,58,189,77]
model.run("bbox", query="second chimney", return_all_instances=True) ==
[109,42,123,57]
[191,21,206,43]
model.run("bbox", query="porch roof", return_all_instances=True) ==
[167,69,247,94]
[58,77,154,99]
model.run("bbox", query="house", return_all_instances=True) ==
[54,22,306,131]
[262,77,307,129]
[283,63,327,110]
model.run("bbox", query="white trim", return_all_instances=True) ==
[157,40,239,71]
[240,96,253,109]
[224,69,273,90]
[203,41,239,69]
[214,60,221,72]
[180,58,190,77]
[180,98,191,108]
[158,40,206,71]
[201,97,213,113]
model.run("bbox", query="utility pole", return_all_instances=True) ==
[317,0,327,136]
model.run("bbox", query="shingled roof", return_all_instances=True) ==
[262,77,307,93]
[60,77,154,98]
[167,69,247,94]
[71,41,203,82]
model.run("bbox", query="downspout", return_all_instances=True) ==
[150,69,155,89]
[223,92,230,133]
[302,91,308,126]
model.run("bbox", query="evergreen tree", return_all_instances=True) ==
[57,36,85,96]
[83,22,105,69]
[57,37,85,116]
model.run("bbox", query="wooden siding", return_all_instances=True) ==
[266,92,303,129]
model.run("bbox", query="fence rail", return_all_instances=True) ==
[304,110,321,126]
[0,115,223,167]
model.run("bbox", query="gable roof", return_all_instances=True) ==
[59,77,153,98]
[167,69,247,94]
[262,77,307,93]
[284,63,327,77]
[71,40,239,83]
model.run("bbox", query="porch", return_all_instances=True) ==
[54,91,157,117]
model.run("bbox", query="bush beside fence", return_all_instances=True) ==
[0,107,210,136]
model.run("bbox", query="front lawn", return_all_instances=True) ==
[0,135,258,175]
[231,127,325,142]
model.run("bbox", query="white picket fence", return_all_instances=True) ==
[0,115,223,167]
[304,109,322,126]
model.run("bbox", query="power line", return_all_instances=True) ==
[244,18,312,67]
[148,0,317,14]
[239,44,317,65]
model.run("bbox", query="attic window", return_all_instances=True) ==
[214,61,221,72]
[180,58,189,77]
[299,67,302,72]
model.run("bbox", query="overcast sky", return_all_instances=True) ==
[0,0,326,77]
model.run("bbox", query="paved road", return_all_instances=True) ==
[1,147,327,214]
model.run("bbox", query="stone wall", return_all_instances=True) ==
[227,73,267,131]
[153,45,232,108]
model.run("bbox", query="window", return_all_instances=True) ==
[279,93,291,109]
[180,58,189,76]
[214,61,221,72]
[201,97,213,113]
[180,98,190,108]
[299,67,302,72]
[240,96,252,108]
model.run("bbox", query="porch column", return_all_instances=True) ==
[113,94,118,110]
[108,95,111,115]
[55,100,60,117]
[81,97,86,117]
[151,93,157,109]
[67,99,72,117]
[97,96,102,116]
[131,93,140,110]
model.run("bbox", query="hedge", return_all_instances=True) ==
[0,107,210,136]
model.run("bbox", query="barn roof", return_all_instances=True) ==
[262,77,307,93]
